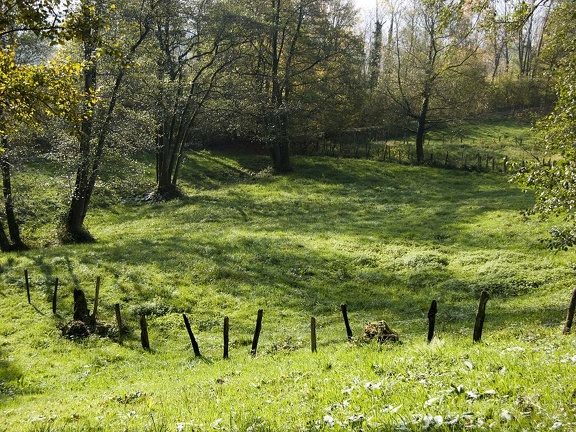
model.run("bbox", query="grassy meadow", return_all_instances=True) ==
[1,122,576,430]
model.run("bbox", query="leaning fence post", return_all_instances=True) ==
[341,303,353,341]
[183,313,201,357]
[428,300,437,343]
[115,303,123,345]
[251,309,264,356]
[311,317,317,353]
[52,278,59,314]
[563,287,576,334]
[473,291,490,342]
[25,269,30,304]
[140,314,150,350]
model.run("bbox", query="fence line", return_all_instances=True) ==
[304,140,536,174]
[23,270,576,361]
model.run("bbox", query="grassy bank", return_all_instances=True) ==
[1,149,575,431]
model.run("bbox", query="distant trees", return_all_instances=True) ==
[214,0,364,172]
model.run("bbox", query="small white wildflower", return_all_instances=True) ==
[501,410,513,422]
[551,422,563,430]
[323,415,335,427]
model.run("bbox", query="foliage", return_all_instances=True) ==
[0,0,81,136]
[515,0,576,250]
[0,50,81,134]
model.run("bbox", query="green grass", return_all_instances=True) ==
[343,116,540,168]
[1,145,575,431]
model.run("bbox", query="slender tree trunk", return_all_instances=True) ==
[0,137,26,251]
[0,155,26,250]
[415,94,429,165]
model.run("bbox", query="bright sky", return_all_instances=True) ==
[354,0,377,11]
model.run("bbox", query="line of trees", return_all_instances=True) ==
[0,0,570,247]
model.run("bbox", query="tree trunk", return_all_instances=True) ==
[415,94,429,165]
[0,152,27,250]
[0,220,11,252]
[63,4,98,243]
[0,137,27,251]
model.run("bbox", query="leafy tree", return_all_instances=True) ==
[381,0,486,164]
[60,0,155,241]
[515,0,576,250]
[214,0,363,170]
[151,0,242,199]
[0,0,81,250]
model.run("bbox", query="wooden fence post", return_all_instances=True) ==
[140,314,150,350]
[563,287,576,334]
[115,303,123,345]
[183,313,201,357]
[223,316,230,359]
[25,269,30,304]
[251,309,263,356]
[52,278,59,314]
[428,300,437,343]
[311,317,317,353]
[473,291,490,342]
[341,303,353,341]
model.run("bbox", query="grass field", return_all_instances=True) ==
[1,121,576,430]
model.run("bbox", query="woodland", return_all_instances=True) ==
[1,0,574,248]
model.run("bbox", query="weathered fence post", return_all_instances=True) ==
[223,316,230,359]
[428,300,437,343]
[25,269,30,304]
[341,303,353,341]
[473,291,490,342]
[563,287,576,334]
[140,314,150,350]
[251,309,264,356]
[92,276,101,323]
[115,303,123,345]
[183,313,201,357]
[311,317,317,353]
[52,278,59,314]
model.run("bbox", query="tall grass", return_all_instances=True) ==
[1,139,575,430]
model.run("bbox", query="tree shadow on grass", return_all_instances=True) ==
[0,348,25,402]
